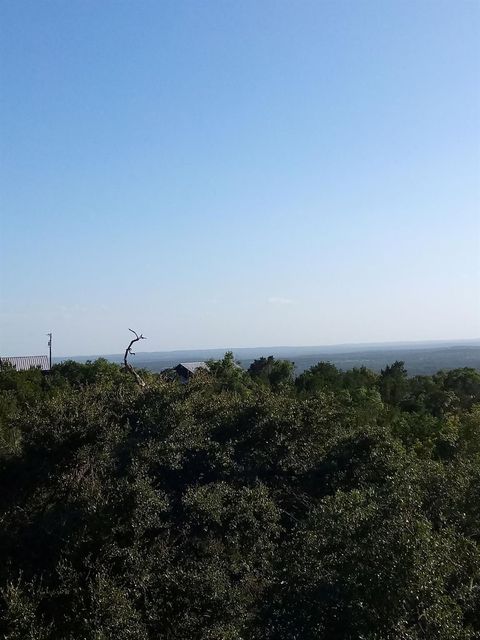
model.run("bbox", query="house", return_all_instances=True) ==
[174,361,209,383]
[0,355,51,372]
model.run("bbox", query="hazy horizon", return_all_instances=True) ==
[48,339,480,379]
[12,336,480,360]
[1,1,479,356]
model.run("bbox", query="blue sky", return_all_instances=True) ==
[1,0,479,356]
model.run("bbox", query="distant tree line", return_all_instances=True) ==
[1,354,480,638]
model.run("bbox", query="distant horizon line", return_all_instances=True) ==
[45,337,480,360]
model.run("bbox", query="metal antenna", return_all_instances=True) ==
[47,333,52,369]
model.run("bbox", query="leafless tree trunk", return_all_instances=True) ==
[123,329,147,388]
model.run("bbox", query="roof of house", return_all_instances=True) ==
[176,361,209,374]
[0,355,50,372]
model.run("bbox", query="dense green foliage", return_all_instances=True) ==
[1,355,480,639]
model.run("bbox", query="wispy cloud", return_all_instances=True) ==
[268,296,294,305]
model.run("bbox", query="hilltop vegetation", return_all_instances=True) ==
[60,343,480,376]
[1,355,480,639]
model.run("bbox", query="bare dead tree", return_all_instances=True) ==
[123,328,147,388]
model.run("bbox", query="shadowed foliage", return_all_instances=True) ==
[0,357,479,639]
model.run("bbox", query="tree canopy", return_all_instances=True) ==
[1,357,479,638]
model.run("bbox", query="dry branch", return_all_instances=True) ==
[123,328,147,388]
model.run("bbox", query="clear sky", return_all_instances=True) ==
[0,0,479,356]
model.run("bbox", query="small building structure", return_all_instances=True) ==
[0,355,51,372]
[174,361,209,383]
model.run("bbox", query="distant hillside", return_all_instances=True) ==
[55,341,480,377]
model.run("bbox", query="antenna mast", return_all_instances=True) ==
[47,333,52,369]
